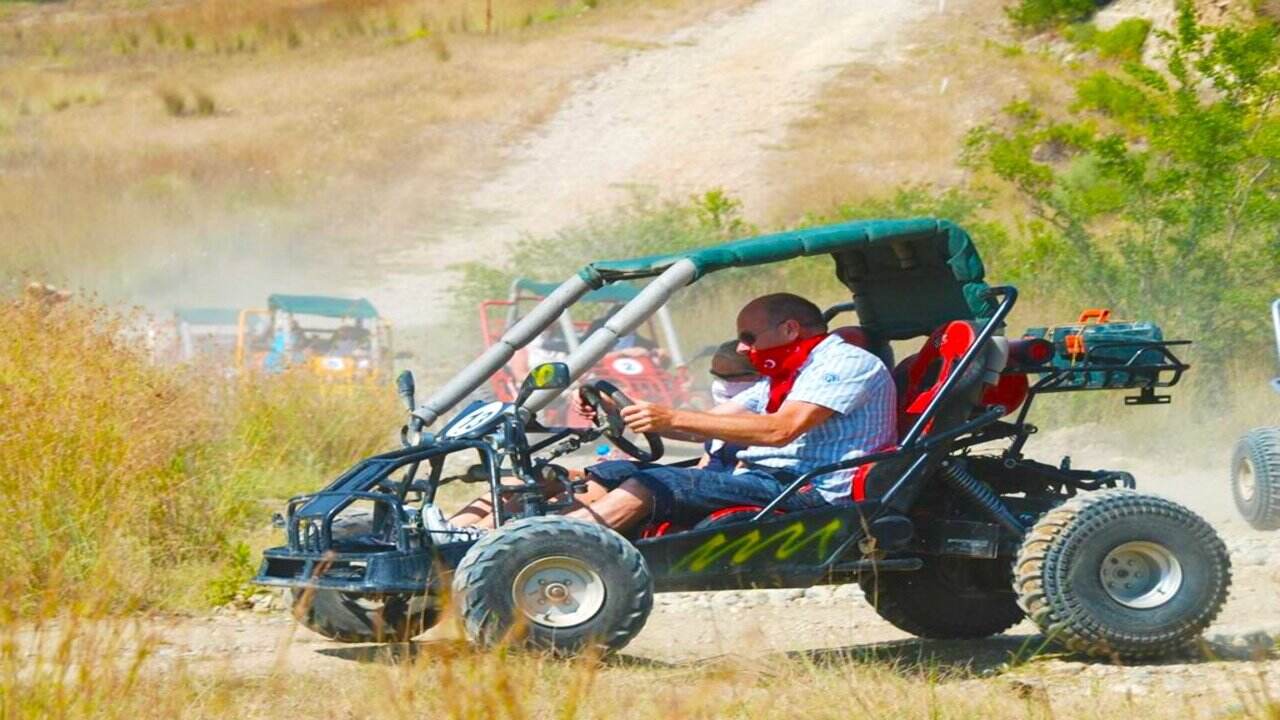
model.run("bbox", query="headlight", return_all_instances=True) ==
[356,358,371,369]
[322,356,346,370]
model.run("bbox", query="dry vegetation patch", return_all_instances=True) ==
[0,0,750,300]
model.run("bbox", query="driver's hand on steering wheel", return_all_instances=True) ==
[620,400,676,434]
[573,388,599,423]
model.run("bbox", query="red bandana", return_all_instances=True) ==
[747,334,828,413]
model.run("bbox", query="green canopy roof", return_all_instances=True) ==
[174,307,242,326]
[268,294,379,320]
[515,278,640,304]
[577,218,994,340]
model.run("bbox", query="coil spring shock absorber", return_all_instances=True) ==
[939,459,1025,536]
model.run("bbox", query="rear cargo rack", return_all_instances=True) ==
[1027,339,1190,405]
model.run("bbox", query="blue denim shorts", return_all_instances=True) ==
[585,460,829,525]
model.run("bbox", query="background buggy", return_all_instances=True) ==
[478,278,695,425]
[255,218,1230,661]
[1231,299,1280,529]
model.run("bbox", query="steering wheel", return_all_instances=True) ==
[578,380,664,463]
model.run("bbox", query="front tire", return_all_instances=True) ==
[1232,427,1280,530]
[452,517,653,656]
[859,557,1025,639]
[1015,489,1231,660]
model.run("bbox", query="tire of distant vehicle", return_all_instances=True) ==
[1015,489,1231,659]
[858,556,1025,639]
[288,508,440,642]
[1232,427,1280,531]
[452,516,653,656]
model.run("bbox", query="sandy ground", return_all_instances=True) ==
[365,0,942,326]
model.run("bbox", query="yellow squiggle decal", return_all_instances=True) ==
[674,519,844,573]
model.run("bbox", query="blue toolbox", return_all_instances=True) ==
[1023,309,1169,390]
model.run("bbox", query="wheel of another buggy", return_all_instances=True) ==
[1015,489,1231,659]
[858,556,1024,639]
[451,516,653,656]
[579,380,664,463]
[1232,427,1280,530]
[290,590,439,643]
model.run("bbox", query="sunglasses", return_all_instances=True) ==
[736,320,788,348]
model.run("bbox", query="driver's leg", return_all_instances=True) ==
[450,462,639,528]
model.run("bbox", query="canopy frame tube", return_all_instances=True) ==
[415,275,592,426]
[525,259,698,412]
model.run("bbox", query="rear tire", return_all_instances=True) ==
[859,557,1024,639]
[1232,427,1280,530]
[1015,490,1231,659]
[452,517,652,656]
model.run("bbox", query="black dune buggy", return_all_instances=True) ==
[254,218,1231,660]
[1231,299,1280,530]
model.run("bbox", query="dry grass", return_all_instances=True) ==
[0,0,748,303]
[4,615,1280,720]
[0,293,401,614]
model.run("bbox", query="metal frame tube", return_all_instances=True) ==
[557,311,582,353]
[655,305,685,367]
[525,259,698,412]
[416,275,593,425]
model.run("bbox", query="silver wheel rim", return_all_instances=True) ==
[1237,457,1257,503]
[1099,541,1183,609]
[512,556,606,629]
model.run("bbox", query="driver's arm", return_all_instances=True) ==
[623,400,833,448]
[653,400,754,443]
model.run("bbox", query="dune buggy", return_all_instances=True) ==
[237,294,399,382]
[478,278,696,425]
[254,218,1230,660]
[1231,299,1280,530]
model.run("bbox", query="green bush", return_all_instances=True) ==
[1006,0,1101,31]
[1065,18,1152,58]
[968,3,1280,396]
[1093,18,1151,58]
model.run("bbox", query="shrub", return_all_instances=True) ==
[968,2,1280,393]
[1006,0,1103,32]
[156,87,185,116]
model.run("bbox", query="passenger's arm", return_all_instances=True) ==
[621,400,833,448]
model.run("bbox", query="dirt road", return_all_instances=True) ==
[368,0,939,326]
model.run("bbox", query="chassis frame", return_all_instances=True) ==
[253,283,1189,598]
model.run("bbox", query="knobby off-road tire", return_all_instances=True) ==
[291,590,438,643]
[1232,427,1280,531]
[858,557,1025,639]
[452,516,653,656]
[289,507,439,643]
[1015,489,1231,660]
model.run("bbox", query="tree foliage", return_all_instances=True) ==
[968,3,1280,362]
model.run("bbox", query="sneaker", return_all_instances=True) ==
[421,504,487,544]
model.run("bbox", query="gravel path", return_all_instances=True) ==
[367,0,939,326]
